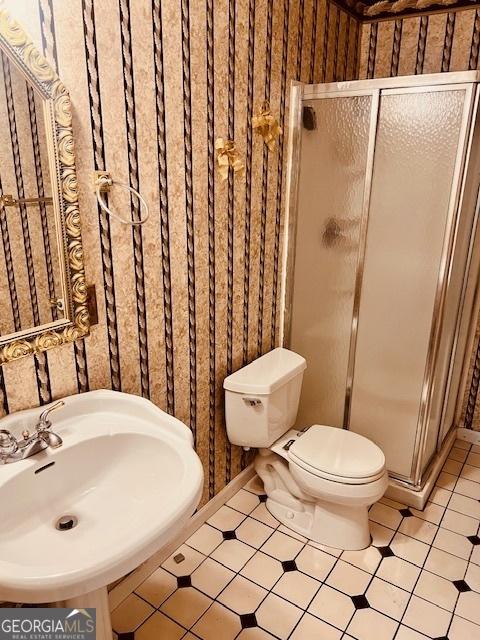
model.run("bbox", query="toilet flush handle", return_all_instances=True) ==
[243,397,262,407]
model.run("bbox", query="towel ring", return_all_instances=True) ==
[93,171,149,226]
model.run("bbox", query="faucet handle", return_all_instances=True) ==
[37,400,65,430]
[0,429,18,455]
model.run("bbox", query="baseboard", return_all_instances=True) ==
[108,464,255,611]
[456,427,480,445]
[385,427,457,510]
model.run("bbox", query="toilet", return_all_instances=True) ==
[223,347,388,550]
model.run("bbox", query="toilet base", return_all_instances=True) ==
[266,496,371,551]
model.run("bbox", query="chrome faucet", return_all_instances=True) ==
[0,400,65,464]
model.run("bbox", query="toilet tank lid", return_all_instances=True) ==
[223,348,306,394]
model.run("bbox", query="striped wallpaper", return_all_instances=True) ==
[358,8,480,431]
[358,8,480,79]
[0,0,357,504]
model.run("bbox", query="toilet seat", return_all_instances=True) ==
[288,454,386,485]
[288,425,386,485]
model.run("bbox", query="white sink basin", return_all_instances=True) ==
[0,390,203,637]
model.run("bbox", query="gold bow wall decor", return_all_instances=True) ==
[215,138,244,182]
[252,101,282,150]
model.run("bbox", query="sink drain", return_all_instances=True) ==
[55,515,78,531]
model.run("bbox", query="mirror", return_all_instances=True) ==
[0,48,64,334]
[0,9,89,364]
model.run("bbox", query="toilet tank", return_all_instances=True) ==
[223,348,307,448]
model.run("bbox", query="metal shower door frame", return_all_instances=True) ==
[282,71,480,489]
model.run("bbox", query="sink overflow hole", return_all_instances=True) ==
[35,461,55,474]
[55,515,78,531]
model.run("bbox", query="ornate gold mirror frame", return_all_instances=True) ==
[0,9,89,364]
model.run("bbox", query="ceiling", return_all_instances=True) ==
[334,0,480,21]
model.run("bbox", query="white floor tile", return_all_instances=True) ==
[160,587,212,629]
[289,613,341,640]
[402,595,452,637]
[135,612,184,640]
[191,602,241,640]
[325,559,371,596]
[433,527,473,560]
[441,508,479,536]
[249,503,280,528]
[347,608,398,640]
[240,551,284,590]
[207,505,245,531]
[398,516,438,545]
[461,464,480,483]
[135,567,178,607]
[449,614,480,640]
[210,539,256,572]
[379,497,407,510]
[370,521,395,547]
[394,626,429,639]
[111,474,480,640]
[443,458,463,476]
[454,439,471,450]
[272,570,321,609]
[236,517,273,548]
[413,569,458,611]
[436,471,457,490]
[186,523,224,555]
[162,544,205,577]
[449,446,468,463]
[465,561,480,592]
[226,489,261,515]
[455,589,480,625]
[424,547,468,581]
[410,501,445,525]
[308,584,355,629]
[218,574,267,614]
[448,492,480,519]
[237,628,277,639]
[429,486,452,507]
[366,577,410,620]
[369,503,402,530]
[390,531,429,566]
[455,477,480,500]
[471,545,480,566]
[277,524,308,542]
[260,530,304,561]
[341,546,382,574]
[111,594,154,634]
[376,556,421,591]
[295,545,337,581]
[466,451,480,468]
[191,557,235,598]
[255,593,303,640]
[307,540,343,556]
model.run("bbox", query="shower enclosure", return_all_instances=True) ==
[282,72,480,505]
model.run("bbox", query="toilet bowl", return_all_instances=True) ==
[224,348,388,550]
[256,426,388,549]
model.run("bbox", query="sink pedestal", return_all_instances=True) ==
[57,587,113,640]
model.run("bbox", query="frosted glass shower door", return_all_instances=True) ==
[349,87,468,479]
[290,94,375,428]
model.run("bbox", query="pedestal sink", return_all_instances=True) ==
[0,390,203,639]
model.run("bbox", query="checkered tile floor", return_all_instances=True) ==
[112,438,480,639]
